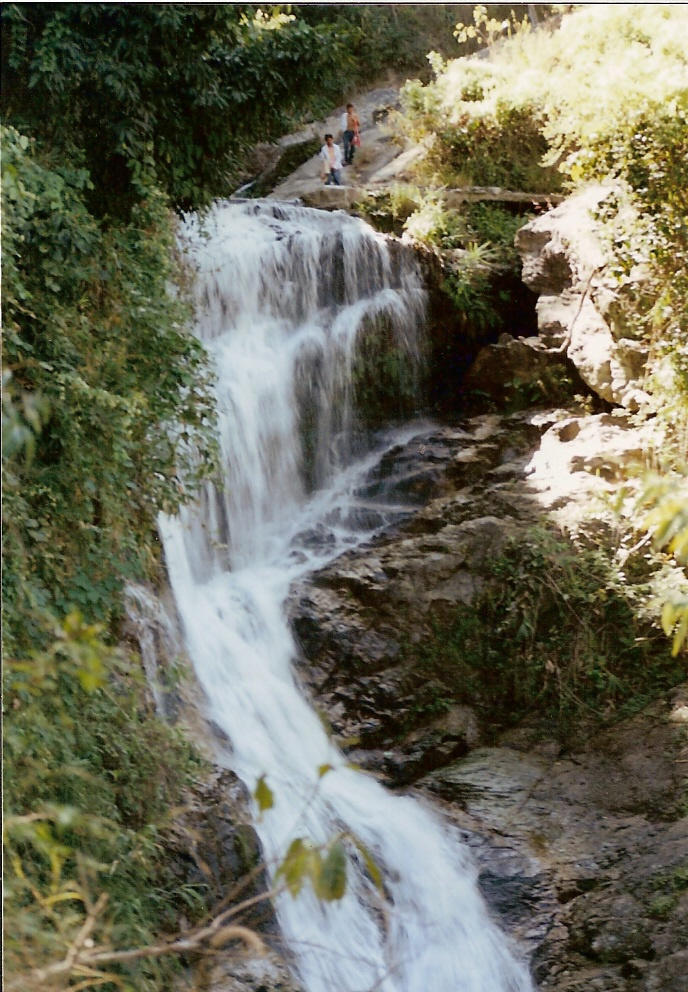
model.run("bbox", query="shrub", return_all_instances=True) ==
[2,126,217,652]
[3,613,208,991]
[411,529,682,733]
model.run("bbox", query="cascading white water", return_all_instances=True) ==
[161,200,534,992]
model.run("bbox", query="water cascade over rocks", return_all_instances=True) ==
[160,201,533,992]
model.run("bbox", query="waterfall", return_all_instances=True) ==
[160,201,533,992]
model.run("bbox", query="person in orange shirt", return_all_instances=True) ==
[319,133,343,185]
[341,103,360,166]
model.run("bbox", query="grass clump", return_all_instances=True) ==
[410,528,683,736]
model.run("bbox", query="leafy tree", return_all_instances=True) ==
[1,4,348,214]
[295,5,556,82]
[2,125,218,650]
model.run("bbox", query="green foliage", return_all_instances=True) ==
[647,866,688,920]
[442,260,503,338]
[638,469,688,655]
[257,767,383,907]
[498,365,577,413]
[400,5,688,403]
[2,126,218,651]
[411,528,682,732]
[394,192,531,341]
[297,5,497,84]
[404,193,468,248]
[277,836,347,902]
[357,184,425,237]
[399,71,561,192]
[276,828,384,904]
[253,774,275,815]
[2,370,50,464]
[464,202,528,269]
[585,106,688,403]
[3,613,207,991]
[1,4,351,213]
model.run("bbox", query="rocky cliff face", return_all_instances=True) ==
[140,172,685,989]
[515,184,651,411]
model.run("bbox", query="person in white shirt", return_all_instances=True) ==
[319,134,343,186]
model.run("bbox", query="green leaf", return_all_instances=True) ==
[314,839,347,902]
[276,837,309,896]
[253,774,274,813]
[352,836,384,893]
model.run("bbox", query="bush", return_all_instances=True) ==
[411,529,682,733]
[399,6,688,413]
[3,613,208,991]
[0,5,351,213]
[399,64,561,191]
[2,126,217,652]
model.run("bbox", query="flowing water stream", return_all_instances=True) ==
[159,201,533,992]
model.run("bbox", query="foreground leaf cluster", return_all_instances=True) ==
[3,613,206,992]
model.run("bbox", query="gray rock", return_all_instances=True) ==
[516,185,650,408]
[643,949,688,991]
[168,767,278,934]
[464,331,581,407]
[287,406,687,991]
[567,892,654,963]
[207,952,305,992]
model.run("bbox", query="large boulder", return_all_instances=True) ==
[289,406,687,988]
[421,684,688,990]
[289,412,549,775]
[167,767,278,934]
[516,185,651,409]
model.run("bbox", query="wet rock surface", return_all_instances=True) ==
[168,766,278,935]
[290,408,652,770]
[288,409,688,990]
[170,768,308,992]
[206,954,306,992]
[420,684,688,986]
[290,412,544,770]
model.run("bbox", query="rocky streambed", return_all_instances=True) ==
[288,408,688,992]
[165,406,686,992]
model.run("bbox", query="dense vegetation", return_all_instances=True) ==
[3,5,536,987]
[395,3,688,636]
[4,614,207,992]
[295,4,555,86]
[390,4,688,419]
[398,4,688,411]
[0,4,358,213]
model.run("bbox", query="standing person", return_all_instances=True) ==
[342,102,360,166]
[319,133,343,185]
